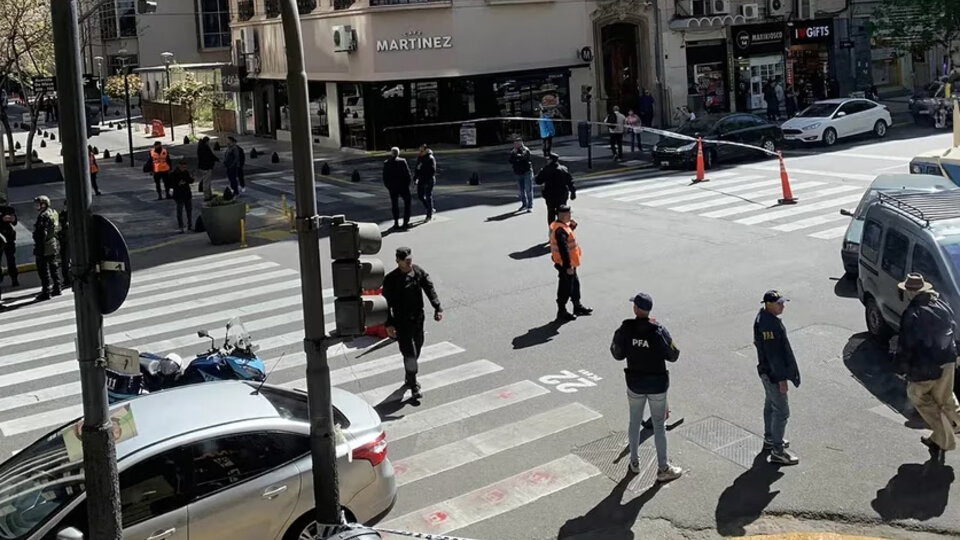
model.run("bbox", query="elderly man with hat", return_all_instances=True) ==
[895,273,960,461]
[754,290,801,465]
[382,246,443,401]
[610,292,683,483]
[32,195,61,301]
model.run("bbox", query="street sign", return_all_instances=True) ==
[93,214,131,315]
[105,344,140,374]
[32,76,56,94]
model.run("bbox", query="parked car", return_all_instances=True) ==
[909,79,952,126]
[651,113,782,169]
[910,147,960,183]
[838,173,959,275]
[0,381,396,540]
[857,190,960,340]
[781,98,892,146]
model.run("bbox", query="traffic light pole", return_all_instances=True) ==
[278,0,343,529]
[585,96,592,170]
[50,1,122,539]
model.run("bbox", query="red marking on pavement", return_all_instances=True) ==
[497,391,513,399]
[393,463,407,475]
[424,511,448,526]
[526,470,552,484]
[481,488,506,505]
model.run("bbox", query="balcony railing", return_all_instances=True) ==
[237,0,254,20]
[297,0,316,13]
[369,0,446,5]
[265,0,280,17]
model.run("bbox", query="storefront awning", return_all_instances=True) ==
[670,15,746,31]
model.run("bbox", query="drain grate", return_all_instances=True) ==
[679,416,764,469]
[571,431,659,494]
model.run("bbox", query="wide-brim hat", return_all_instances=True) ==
[898,272,933,293]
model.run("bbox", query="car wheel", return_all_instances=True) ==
[283,509,357,540]
[873,120,888,138]
[760,138,777,154]
[822,128,838,147]
[865,297,892,341]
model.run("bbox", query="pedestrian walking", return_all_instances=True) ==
[774,77,785,120]
[237,141,247,194]
[626,109,640,152]
[170,161,195,233]
[509,138,534,212]
[785,85,798,118]
[639,90,655,127]
[611,292,684,482]
[58,201,70,288]
[608,106,627,161]
[535,153,576,226]
[383,147,412,230]
[754,290,801,465]
[383,247,443,401]
[414,144,437,223]
[32,195,61,301]
[764,80,780,122]
[197,136,219,201]
[149,141,172,200]
[87,146,102,196]
[224,137,242,195]
[539,109,556,158]
[0,196,19,287]
[894,273,960,461]
[549,204,591,322]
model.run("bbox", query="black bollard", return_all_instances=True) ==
[351,170,361,183]
[115,110,121,116]
[115,153,123,163]
[42,131,48,138]
[183,135,190,145]
[108,122,114,128]
[49,133,55,141]
[469,172,480,185]
[31,149,38,159]
[213,141,221,151]
[250,148,259,159]
[103,149,111,158]
[40,139,46,148]
[320,162,330,175]
[271,152,279,163]
[92,146,99,155]
[14,141,21,150]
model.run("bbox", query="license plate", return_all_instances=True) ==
[661,161,670,167]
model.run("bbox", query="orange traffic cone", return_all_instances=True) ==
[691,137,709,184]
[777,151,798,205]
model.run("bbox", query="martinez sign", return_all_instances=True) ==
[377,31,453,53]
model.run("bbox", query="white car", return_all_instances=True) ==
[781,98,892,146]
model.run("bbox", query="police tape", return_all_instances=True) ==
[318,521,486,540]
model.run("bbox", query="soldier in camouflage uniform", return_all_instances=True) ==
[32,195,61,301]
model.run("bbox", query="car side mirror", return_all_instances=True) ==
[198,330,210,339]
[840,208,853,217]
[57,528,84,540]
[836,111,847,118]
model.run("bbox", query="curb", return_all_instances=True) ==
[740,535,892,540]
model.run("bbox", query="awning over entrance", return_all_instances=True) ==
[669,15,747,31]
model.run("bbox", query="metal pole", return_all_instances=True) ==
[124,66,134,167]
[166,65,175,142]
[586,97,592,170]
[278,0,342,528]
[652,0,666,128]
[49,2,122,540]
[97,62,104,125]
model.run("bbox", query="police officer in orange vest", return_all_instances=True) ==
[87,146,102,196]
[549,204,591,321]
[150,141,172,200]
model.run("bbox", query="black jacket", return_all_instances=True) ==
[170,169,194,202]
[535,163,576,203]
[754,309,801,386]
[610,317,679,394]
[415,151,437,183]
[197,141,219,170]
[896,292,958,382]
[0,204,17,241]
[509,146,533,175]
[382,157,412,191]
[553,224,577,269]
[383,264,442,328]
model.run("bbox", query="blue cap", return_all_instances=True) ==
[762,290,789,304]
[630,293,653,311]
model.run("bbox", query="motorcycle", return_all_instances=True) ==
[107,317,266,403]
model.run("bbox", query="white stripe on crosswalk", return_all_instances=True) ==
[743,165,875,182]
[393,403,601,487]
[700,185,862,219]
[809,225,851,240]
[386,380,550,442]
[666,182,824,213]
[342,191,376,199]
[639,176,767,207]
[589,171,736,199]
[615,173,768,203]
[578,174,676,194]
[0,404,82,436]
[735,193,865,225]
[770,213,850,232]
[359,360,502,405]
[382,454,600,536]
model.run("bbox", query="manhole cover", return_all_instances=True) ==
[679,416,763,469]
[571,431,658,494]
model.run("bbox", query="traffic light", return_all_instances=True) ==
[138,0,157,13]
[580,85,592,103]
[329,219,388,337]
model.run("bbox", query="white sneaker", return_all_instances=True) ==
[656,464,683,483]
[240,187,246,194]
[628,461,641,474]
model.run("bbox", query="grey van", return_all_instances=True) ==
[858,190,960,339]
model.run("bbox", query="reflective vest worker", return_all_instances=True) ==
[151,145,171,173]
[549,204,591,321]
[87,147,102,196]
[88,152,98,174]
[150,142,172,200]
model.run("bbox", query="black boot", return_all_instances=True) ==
[556,307,576,322]
[406,373,422,400]
[573,304,593,316]
[35,291,51,301]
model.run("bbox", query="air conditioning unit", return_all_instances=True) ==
[741,3,759,19]
[333,25,357,53]
[768,0,790,16]
[240,28,256,54]
[796,0,815,19]
[708,0,730,14]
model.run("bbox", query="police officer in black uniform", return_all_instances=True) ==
[535,153,576,226]
[383,247,443,401]
[0,196,19,287]
[610,293,683,483]
[754,290,801,465]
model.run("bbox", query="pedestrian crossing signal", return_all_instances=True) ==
[328,218,388,337]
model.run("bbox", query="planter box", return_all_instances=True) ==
[201,202,245,245]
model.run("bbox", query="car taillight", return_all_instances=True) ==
[883,106,890,111]
[352,432,387,466]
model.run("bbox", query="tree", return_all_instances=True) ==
[104,73,141,101]
[871,0,960,77]
[164,71,214,136]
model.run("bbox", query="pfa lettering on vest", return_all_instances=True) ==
[632,338,650,348]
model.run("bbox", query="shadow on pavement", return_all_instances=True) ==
[509,243,551,260]
[512,319,567,349]
[842,332,921,426]
[715,452,785,536]
[556,474,662,539]
[374,385,418,421]
[871,459,955,521]
[832,274,858,299]
[485,210,525,222]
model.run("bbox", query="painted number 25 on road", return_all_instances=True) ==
[538,369,603,393]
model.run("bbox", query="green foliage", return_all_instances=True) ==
[104,74,141,100]
[871,0,960,68]
[164,72,215,135]
[206,192,239,207]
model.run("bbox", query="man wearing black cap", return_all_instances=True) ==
[535,153,576,226]
[0,195,19,287]
[383,246,443,400]
[611,292,683,483]
[549,205,591,321]
[754,290,801,465]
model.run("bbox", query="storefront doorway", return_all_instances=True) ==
[788,19,834,109]
[601,23,640,112]
[731,22,787,114]
[685,40,729,114]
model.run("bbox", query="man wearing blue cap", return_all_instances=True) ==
[611,292,683,483]
[754,290,801,465]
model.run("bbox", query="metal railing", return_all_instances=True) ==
[265,0,280,17]
[237,0,255,20]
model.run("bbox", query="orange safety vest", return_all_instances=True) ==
[151,148,170,173]
[88,153,98,174]
[549,221,581,267]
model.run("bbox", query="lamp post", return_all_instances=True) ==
[117,49,134,167]
[161,51,175,142]
[94,55,103,125]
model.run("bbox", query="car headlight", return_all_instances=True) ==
[843,241,859,252]
[678,142,696,151]
[802,122,822,131]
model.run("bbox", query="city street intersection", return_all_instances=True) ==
[0,129,958,539]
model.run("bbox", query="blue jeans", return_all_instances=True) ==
[517,171,534,209]
[761,374,789,452]
[627,389,668,471]
[226,167,239,194]
[417,179,435,218]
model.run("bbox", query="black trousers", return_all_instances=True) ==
[389,187,412,226]
[2,239,17,282]
[396,318,425,380]
[90,172,100,194]
[545,199,567,226]
[154,172,170,198]
[542,136,553,157]
[176,199,193,230]
[36,254,61,293]
[59,240,71,286]
[610,133,624,158]
[555,264,581,308]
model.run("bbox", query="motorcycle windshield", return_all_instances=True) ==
[225,317,252,350]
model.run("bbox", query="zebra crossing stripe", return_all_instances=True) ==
[589,171,736,199]
[358,360,502,406]
[381,454,600,536]
[735,193,864,225]
[578,173,680,194]
[743,165,876,182]
[771,213,849,232]
[667,182,824,213]
[615,174,770,203]
[809,225,850,240]
[700,185,862,219]
[640,176,767,207]
[393,403,601,487]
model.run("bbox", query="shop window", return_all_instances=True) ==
[410,82,439,122]
[309,82,329,138]
[99,0,136,40]
[494,72,571,144]
[339,83,365,149]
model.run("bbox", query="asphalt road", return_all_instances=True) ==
[0,127,958,539]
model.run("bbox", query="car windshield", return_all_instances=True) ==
[0,431,84,540]
[675,118,716,136]
[797,103,840,118]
